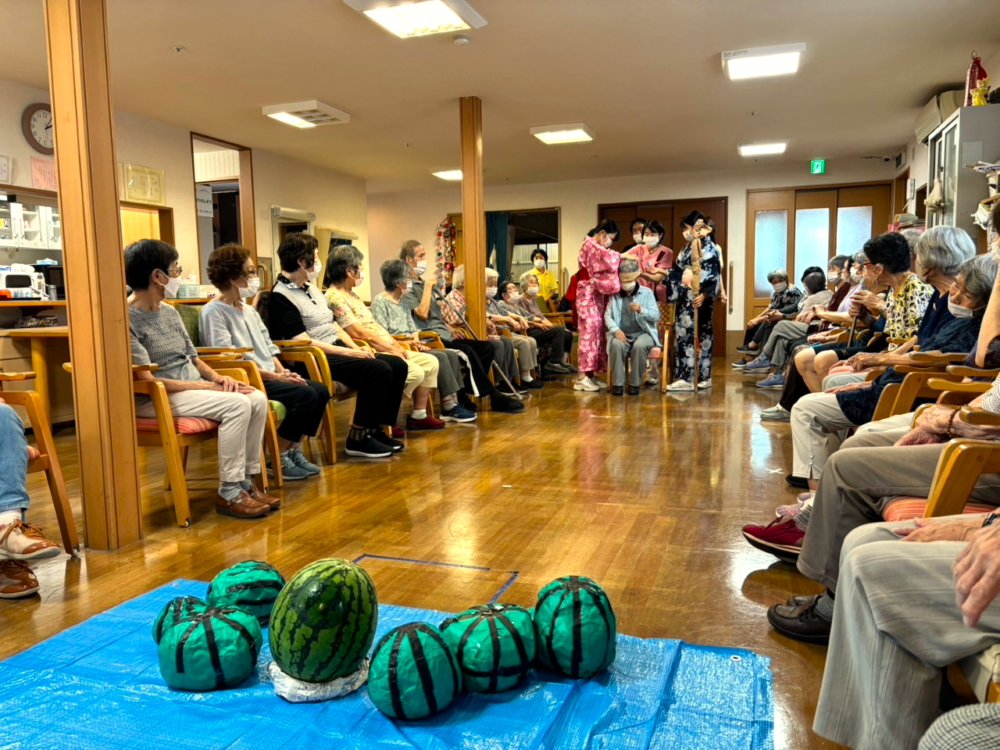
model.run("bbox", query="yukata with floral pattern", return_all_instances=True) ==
[667,235,722,383]
[575,236,621,374]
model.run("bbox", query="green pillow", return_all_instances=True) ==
[175,303,203,346]
[152,596,209,644]
[158,606,262,692]
[206,560,285,625]
[534,576,616,679]
[269,401,287,423]
[368,622,459,720]
[440,603,535,693]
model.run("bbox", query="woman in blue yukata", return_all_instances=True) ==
[666,210,722,392]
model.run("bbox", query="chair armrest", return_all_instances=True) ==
[272,340,308,348]
[895,364,950,374]
[928,379,992,394]
[947,366,1000,379]
[0,372,36,381]
[912,403,955,427]
[278,350,329,389]
[196,347,253,354]
[199,353,244,362]
[909,352,969,365]
[214,368,250,385]
[959,408,1000,427]
[864,368,887,382]
[206,359,266,391]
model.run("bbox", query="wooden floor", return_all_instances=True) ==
[2,361,836,750]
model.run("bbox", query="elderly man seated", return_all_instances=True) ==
[604,257,661,396]
[0,401,60,599]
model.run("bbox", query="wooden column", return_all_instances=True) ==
[238,149,257,262]
[44,0,142,549]
[459,96,486,339]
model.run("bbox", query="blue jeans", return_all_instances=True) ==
[0,405,30,516]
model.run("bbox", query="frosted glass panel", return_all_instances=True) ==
[837,206,873,257]
[794,208,830,282]
[754,210,788,297]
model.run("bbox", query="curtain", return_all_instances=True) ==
[486,211,510,279]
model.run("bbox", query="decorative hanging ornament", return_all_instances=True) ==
[965,52,989,107]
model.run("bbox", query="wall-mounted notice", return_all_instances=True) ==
[197,184,214,218]
[31,157,58,191]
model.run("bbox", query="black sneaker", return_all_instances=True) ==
[520,379,544,390]
[736,345,757,354]
[370,430,404,453]
[785,474,809,489]
[458,394,478,412]
[491,393,525,413]
[345,435,393,459]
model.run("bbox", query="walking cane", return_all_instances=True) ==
[433,286,523,401]
[847,316,858,347]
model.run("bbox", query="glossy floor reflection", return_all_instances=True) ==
[4,360,837,749]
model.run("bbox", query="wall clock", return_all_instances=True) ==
[22,103,55,155]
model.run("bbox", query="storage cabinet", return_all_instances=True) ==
[0,198,62,251]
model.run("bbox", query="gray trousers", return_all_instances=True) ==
[798,434,1000,593]
[814,521,1000,750]
[790,392,859,479]
[427,348,463,398]
[510,333,538,373]
[762,320,809,369]
[608,332,655,388]
[490,336,518,386]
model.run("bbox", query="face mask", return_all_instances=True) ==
[534,259,546,270]
[850,273,864,285]
[827,272,839,284]
[355,269,365,288]
[527,286,539,296]
[772,282,788,293]
[239,277,261,298]
[603,237,615,249]
[415,260,428,276]
[509,291,520,300]
[644,236,660,247]
[486,287,498,298]
[633,233,644,244]
[621,281,636,293]
[306,259,321,281]
[161,273,182,299]
[948,300,975,319]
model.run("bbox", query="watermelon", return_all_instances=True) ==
[368,622,459,720]
[157,605,262,691]
[268,558,378,683]
[207,560,285,624]
[152,596,208,644]
[534,576,616,678]
[440,603,535,693]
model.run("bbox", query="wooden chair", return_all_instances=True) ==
[657,302,675,392]
[0,372,79,555]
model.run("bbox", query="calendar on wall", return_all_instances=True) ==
[121,163,166,205]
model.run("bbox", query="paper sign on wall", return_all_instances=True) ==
[31,157,58,191]
[196,185,214,218]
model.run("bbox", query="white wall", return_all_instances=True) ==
[367,158,895,329]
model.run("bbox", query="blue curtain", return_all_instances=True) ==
[486,211,510,279]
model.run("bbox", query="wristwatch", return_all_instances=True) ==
[982,513,998,528]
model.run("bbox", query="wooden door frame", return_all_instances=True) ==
[189,132,256,264]
[120,201,175,246]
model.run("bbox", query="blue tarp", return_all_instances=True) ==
[0,580,773,749]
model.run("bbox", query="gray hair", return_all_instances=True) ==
[380,258,411,293]
[900,228,923,254]
[619,257,640,275]
[916,226,976,277]
[485,267,499,282]
[766,269,789,284]
[853,251,867,265]
[519,270,538,292]
[452,264,465,290]
[958,254,998,305]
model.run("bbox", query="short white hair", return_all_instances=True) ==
[452,264,465,290]
[485,267,499,282]
[519,270,539,292]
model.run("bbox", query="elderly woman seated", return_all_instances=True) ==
[505,272,576,373]
[485,267,541,390]
[604,257,661,396]
[442,264,521,397]
[326,245,445,432]
[200,243,330,481]
[371,259,477,423]
[735,269,804,362]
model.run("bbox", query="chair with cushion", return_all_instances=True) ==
[0,372,79,555]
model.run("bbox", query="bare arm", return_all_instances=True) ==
[413,270,437,321]
[342,322,405,355]
[133,368,218,394]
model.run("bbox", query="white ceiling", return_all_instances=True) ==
[2,0,998,192]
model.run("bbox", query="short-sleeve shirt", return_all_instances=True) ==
[883,273,933,350]
[370,292,418,336]
[529,267,560,303]
[128,304,201,382]
[325,286,390,340]
[199,299,279,373]
[403,277,453,341]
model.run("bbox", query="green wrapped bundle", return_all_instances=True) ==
[206,561,285,625]
[152,596,208,644]
[157,606,263,691]
[440,603,535,693]
[269,558,378,683]
[368,622,459,720]
[534,576,616,678]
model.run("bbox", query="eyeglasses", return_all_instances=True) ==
[240,270,259,280]
[167,264,183,278]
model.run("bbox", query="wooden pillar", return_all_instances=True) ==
[44,0,142,549]
[238,150,257,262]
[459,96,486,339]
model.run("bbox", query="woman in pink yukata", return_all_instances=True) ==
[629,219,673,303]
[573,220,622,392]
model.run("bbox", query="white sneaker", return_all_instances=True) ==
[697,380,712,390]
[595,378,609,390]
[666,380,694,392]
[573,377,599,392]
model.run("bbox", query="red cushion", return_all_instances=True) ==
[26,445,40,461]
[135,417,219,434]
[882,497,996,523]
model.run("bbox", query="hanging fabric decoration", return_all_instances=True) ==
[435,216,457,287]
[965,52,989,106]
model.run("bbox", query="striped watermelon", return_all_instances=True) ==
[534,575,616,678]
[268,558,378,683]
[207,561,285,625]
[440,603,535,693]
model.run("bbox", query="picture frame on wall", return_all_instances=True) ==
[121,163,166,205]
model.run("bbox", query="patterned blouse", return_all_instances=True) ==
[370,292,418,336]
[882,273,933,351]
[770,285,804,311]
[444,289,499,338]
[325,286,392,341]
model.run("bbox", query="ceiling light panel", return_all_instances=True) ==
[738,142,787,157]
[722,43,806,80]
[262,100,351,128]
[530,123,595,145]
[345,0,486,38]
[432,169,463,181]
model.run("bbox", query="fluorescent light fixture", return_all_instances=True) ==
[344,0,486,38]
[722,43,806,80]
[432,168,463,181]
[530,123,595,145]
[262,100,350,128]
[738,141,787,157]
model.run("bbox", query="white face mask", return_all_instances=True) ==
[509,291,520,300]
[621,281,637,293]
[534,259,546,270]
[354,269,365,288]
[633,233,644,244]
[827,272,840,284]
[527,286,539,296]
[306,259,322,281]
[850,273,863,285]
[161,273,182,299]
[948,300,975,319]
[415,260,428,276]
[772,282,788,293]
[682,230,693,242]
[405,280,413,293]
[602,236,615,249]
[486,286,498,298]
[643,236,660,247]
[239,277,261,298]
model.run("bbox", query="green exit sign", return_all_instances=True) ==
[810,159,826,175]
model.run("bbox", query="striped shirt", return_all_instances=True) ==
[268,276,341,345]
[199,299,279,373]
[128,304,201,382]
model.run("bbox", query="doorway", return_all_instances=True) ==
[447,208,561,288]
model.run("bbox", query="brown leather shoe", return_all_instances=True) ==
[0,560,39,599]
[247,485,280,511]
[215,491,269,519]
[0,520,61,560]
